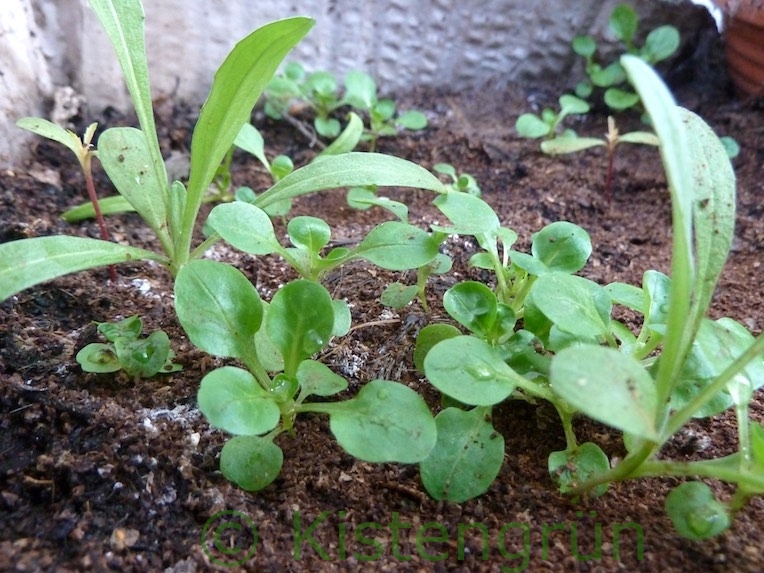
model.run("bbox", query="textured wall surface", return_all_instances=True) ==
[1,0,712,167]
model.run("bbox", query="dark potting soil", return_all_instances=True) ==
[1,54,763,572]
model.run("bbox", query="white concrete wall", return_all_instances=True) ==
[1,0,709,167]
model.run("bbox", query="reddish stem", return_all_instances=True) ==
[83,155,118,283]
[605,143,615,204]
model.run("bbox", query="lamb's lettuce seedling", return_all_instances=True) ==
[174,261,437,491]
[416,56,764,539]
[76,315,181,378]
[515,94,590,140]
[265,63,427,150]
[433,163,482,197]
[572,3,679,112]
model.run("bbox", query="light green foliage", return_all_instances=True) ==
[174,260,437,490]
[76,315,180,378]
[417,56,764,539]
[433,163,482,197]
[264,62,427,149]
[573,3,680,112]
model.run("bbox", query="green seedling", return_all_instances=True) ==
[15,120,118,283]
[572,3,679,112]
[540,116,659,202]
[1,1,448,303]
[265,63,427,149]
[174,262,437,491]
[415,56,764,539]
[343,70,428,151]
[515,94,590,140]
[76,315,181,378]
[433,163,482,197]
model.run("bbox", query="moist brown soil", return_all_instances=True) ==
[2,60,764,572]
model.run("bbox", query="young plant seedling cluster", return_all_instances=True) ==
[76,315,181,379]
[2,0,761,543]
[414,56,764,540]
[572,3,679,112]
[264,61,427,150]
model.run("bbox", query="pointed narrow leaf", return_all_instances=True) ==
[256,153,447,210]
[87,0,168,211]
[0,236,162,302]
[186,18,314,209]
[98,127,169,242]
[551,345,659,440]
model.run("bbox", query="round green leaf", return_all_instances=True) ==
[551,345,659,441]
[548,442,609,497]
[413,323,461,373]
[266,280,334,375]
[515,113,551,139]
[604,88,640,111]
[198,366,280,435]
[443,281,498,337]
[175,260,262,359]
[220,435,284,491]
[355,221,439,270]
[572,35,596,58]
[381,282,419,309]
[609,4,637,44]
[531,221,592,273]
[330,380,436,463]
[643,25,680,63]
[420,407,504,502]
[396,110,427,130]
[424,336,517,406]
[76,343,121,373]
[208,201,280,256]
[287,216,331,253]
[527,273,611,339]
[665,482,731,540]
[558,94,590,116]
